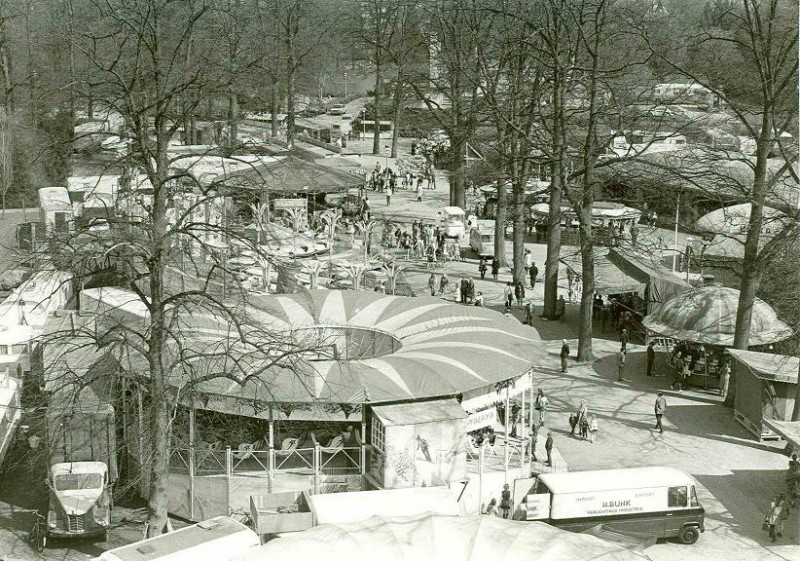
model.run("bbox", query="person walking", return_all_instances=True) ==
[529,420,539,461]
[560,339,570,373]
[500,484,512,519]
[556,295,566,320]
[439,273,449,296]
[544,431,554,466]
[576,400,589,440]
[654,392,666,433]
[491,258,500,281]
[646,341,656,377]
[525,300,535,325]
[617,349,626,381]
[587,414,598,443]
[524,249,532,274]
[566,267,575,292]
[460,277,469,304]
[514,281,525,306]
[466,276,475,304]
[428,273,436,296]
[504,282,514,308]
[535,389,549,426]
[478,258,487,279]
[384,185,392,206]
[530,262,538,288]
[620,328,629,353]
[765,495,788,542]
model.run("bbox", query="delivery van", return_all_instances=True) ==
[469,220,495,258]
[92,517,260,561]
[522,466,705,544]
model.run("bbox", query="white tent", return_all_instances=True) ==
[232,514,649,561]
[307,487,461,525]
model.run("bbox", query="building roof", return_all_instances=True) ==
[728,349,798,383]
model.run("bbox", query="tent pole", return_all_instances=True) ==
[478,443,484,514]
[268,407,275,493]
[504,386,510,484]
[521,381,526,473]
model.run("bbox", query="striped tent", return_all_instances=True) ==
[642,285,792,346]
[83,288,546,405]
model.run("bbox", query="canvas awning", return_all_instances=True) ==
[372,399,466,427]
[763,419,800,449]
[220,155,362,194]
[231,514,650,561]
[728,349,798,383]
[561,249,646,296]
[307,488,460,526]
[607,247,691,311]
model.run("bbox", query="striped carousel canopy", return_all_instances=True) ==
[82,288,546,405]
[642,285,792,347]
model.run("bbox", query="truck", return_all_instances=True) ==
[521,466,705,544]
[45,403,117,542]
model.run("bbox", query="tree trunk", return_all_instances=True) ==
[372,56,381,155]
[270,84,279,138]
[511,167,526,285]
[390,78,403,158]
[576,201,594,361]
[724,119,772,407]
[228,92,238,147]
[448,138,466,209]
[543,81,566,319]
[494,177,507,267]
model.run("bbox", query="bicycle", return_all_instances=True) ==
[27,511,47,552]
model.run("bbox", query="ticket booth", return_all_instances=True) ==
[365,399,467,490]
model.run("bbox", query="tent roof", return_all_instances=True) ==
[694,203,792,259]
[560,249,646,296]
[728,349,798,383]
[372,399,466,426]
[232,514,649,561]
[642,286,792,346]
[81,289,546,406]
[307,487,461,525]
[220,155,362,194]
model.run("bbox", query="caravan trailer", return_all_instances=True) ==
[38,187,74,237]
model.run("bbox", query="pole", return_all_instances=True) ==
[685,238,693,283]
[504,386,510,484]
[188,408,195,520]
[528,385,534,466]
[478,444,484,514]
[672,193,680,272]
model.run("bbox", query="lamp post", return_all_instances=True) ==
[343,72,348,99]
[360,108,366,155]
[685,237,694,283]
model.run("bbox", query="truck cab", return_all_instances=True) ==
[48,461,112,539]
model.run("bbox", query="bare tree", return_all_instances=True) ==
[0,108,13,216]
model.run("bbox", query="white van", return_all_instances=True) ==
[522,466,705,544]
[93,517,260,561]
[469,220,495,258]
[438,206,466,238]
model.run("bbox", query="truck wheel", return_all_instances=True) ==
[678,526,699,544]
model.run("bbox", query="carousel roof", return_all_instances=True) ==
[82,288,546,405]
[642,285,792,346]
[694,203,791,259]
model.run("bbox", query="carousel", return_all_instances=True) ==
[78,288,547,520]
[643,285,792,390]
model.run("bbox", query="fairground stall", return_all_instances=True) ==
[643,286,792,390]
[529,201,641,247]
[75,288,547,521]
[728,350,798,441]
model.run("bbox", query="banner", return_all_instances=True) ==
[460,370,533,413]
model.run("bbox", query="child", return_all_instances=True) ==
[588,414,598,443]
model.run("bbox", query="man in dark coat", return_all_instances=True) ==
[529,263,538,288]
[646,341,656,376]
[560,339,570,373]
[545,432,554,466]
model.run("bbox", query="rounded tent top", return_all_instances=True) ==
[531,201,640,221]
[642,285,791,347]
[694,203,790,259]
[133,289,547,405]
